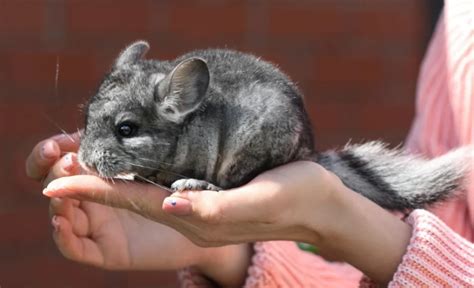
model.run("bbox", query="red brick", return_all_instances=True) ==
[65,0,151,36]
[168,1,247,40]
[54,53,100,84]
[307,101,414,147]
[349,2,427,42]
[0,100,83,137]
[4,52,101,99]
[0,0,46,36]
[358,103,414,132]
[0,1,433,285]
[311,54,386,86]
[267,3,350,39]
[5,52,57,89]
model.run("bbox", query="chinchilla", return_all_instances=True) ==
[78,41,472,211]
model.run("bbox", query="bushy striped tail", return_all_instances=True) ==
[315,142,472,210]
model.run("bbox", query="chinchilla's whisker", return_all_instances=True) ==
[41,112,76,143]
[124,161,190,179]
[55,55,60,99]
[103,177,109,205]
[77,127,83,138]
[112,177,144,212]
[135,157,175,167]
[133,174,172,192]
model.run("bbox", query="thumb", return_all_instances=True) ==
[43,175,172,213]
[163,186,268,224]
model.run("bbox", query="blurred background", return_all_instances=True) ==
[0,0,443,287]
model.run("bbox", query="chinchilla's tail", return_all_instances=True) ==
[314,141,473,210]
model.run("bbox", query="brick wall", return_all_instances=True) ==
[0,1,433,287]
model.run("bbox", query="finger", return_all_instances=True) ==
[43,153,81,186]
[50,197,89,236]
[50,197,72,218]
[43,175,172,215]
[26,139,61,180]
[25,132,81,181]
[163,190,227,223]
[52,215,104,266]
[162,197,192,215]
[51,131,81,152]
[164,182,276,223]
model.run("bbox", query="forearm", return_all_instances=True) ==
[313,180,412,285]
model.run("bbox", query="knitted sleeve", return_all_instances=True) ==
[178,241,363,288]
[388,210,474,287]
[178,0,474,286]
[178,209,474,288]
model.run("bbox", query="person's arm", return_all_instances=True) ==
[43,161,412,286]
[388,209,474,287]
[389,0,474,285]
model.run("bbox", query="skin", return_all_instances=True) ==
[27,133,412,286]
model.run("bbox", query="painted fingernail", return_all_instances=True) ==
[163,197,192,216]
[40,141,57,160]
[63,153,77,173]
[52,215,60,232]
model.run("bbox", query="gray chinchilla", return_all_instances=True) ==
[78,41,472,211]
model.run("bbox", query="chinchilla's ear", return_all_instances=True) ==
[115,40,150,67]
[155,58,210,123]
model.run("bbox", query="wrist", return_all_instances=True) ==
[297,168,351,246]
[313,181,412,284]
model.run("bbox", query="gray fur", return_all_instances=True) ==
[316,142,472,210]
[79,41,472,211]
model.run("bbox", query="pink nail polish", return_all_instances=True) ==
[41,141,56,159]
[163,197,192,216]
[63,153,77,173]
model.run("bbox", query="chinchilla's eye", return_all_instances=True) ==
[117,122,138,138]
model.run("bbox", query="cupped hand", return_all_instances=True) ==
[42,157,413,285]
[26,132,81,184]
[45,157,202,270]
[26,134,250,286]
[42,161,342,248]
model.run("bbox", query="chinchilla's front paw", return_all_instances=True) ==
[171,178,221,192]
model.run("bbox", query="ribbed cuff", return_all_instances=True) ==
[388,209,474,287]
[178,266,217,288]
[243,241,362,288]
[178,241,362,288]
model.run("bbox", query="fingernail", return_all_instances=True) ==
[163,197,192,216]
[43,188,52,196]
[52,215,60,232]
[43,185,59,196]
[51,134,69,142]
[63,153,77,173]
[40,141,57,160]
[166,197,178,207]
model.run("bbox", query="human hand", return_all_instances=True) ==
[26,132,81,185]
[42,161,338,246]
[26,134,250,286]
[43,159,412,285]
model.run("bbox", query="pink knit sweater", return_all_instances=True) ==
[179,1,474,286]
